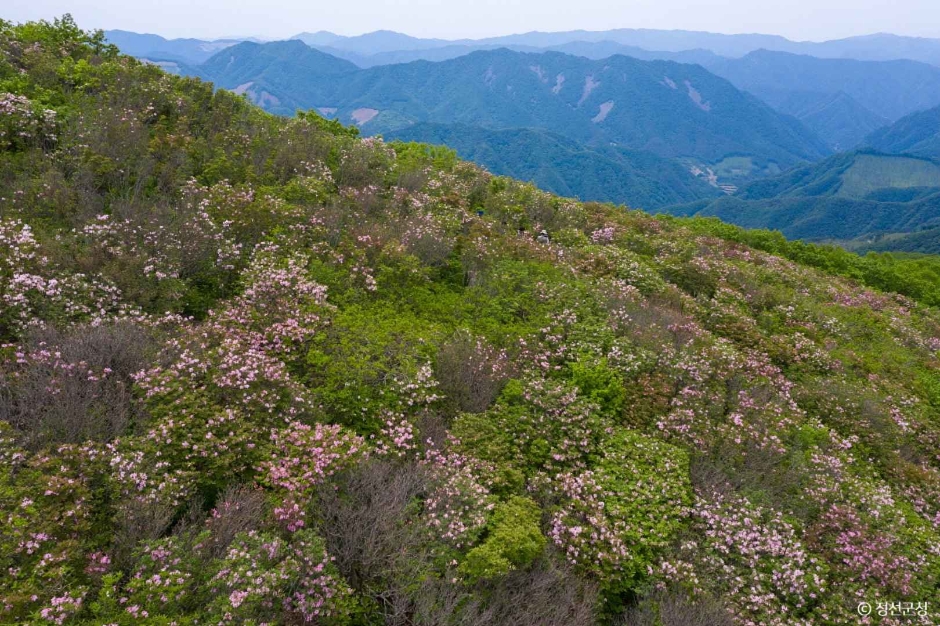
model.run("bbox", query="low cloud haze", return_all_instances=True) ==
[7,0,940,42]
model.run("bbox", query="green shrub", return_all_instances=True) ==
[460,496,546,581]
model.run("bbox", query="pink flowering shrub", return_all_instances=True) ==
[209,530,356,624]
[548,429,691,588]
[37,591,84,625]
[78,199,242,290]
[590,226,616,245]
[422,444,495,549]
[0,92,56,151]
[261,422,368,532]
[808,505,916,596]
[120,246,335,499]
[0,219,138,337]
[215,247,330,354]
[476,375,610,472]
[371,410,418,457]
[118,534,203,615]
[0,437,110,621]
[661,492,828,626]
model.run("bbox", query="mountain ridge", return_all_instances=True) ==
[189,42,831,179]
[108,27,940,67]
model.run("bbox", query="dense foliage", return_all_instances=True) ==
[859,229,940,255]
[675,217,940,307]
[2,16,940,625]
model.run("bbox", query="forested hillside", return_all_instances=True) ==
[383,123,722,209]
[668,151,940,246]
[865,104,940,158]
[3,17,940,626]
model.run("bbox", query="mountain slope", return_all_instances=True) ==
[865,104,940,157]
[733,150,940,200]
[384,123,722,209]
[195,43,830,178]
[854,226,940,254]
[785,91,888,150]
[8,17,940,626]
[667,151,940,242]
[4,18,940,626]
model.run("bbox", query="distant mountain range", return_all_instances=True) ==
[666,151,940,249]
[182,41,830,194]
[104,29,253,64]
[292,39,724,69]
[107,28,940,68]
[694,51,940,150]
[288,29,940,67]
[107,29,940,155]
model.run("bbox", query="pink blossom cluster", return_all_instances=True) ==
[812,505,915,595]
[0,92,56,147]
[38,592,83,625]
[670,492,827,625]
[422,444,494,548]
[372,411,417,457]
[514,375,605,470]
[79,204,242,283]
[121,536,195,612]
[285,531,354,622]
[210,530,354,623]
[548,470,631,571]
[261,422,367,531]
[590,226,616,245]
[547,429,689,582]
[108,447,193,507]
[0,219,138,332]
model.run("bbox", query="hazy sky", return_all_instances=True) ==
[7,0,940,42]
